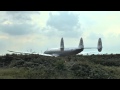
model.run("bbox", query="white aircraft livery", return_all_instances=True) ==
[43,37,102,57]
[8,37,102,57]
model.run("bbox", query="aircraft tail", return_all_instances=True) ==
[97,38,102,52]
[78,38,84,50]
[60,37,64,51]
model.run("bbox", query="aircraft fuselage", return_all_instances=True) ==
[44,48,83,56]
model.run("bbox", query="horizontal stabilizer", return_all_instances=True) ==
[84,47,96,49]
[83,38,102,52]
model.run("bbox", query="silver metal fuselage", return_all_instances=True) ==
[44,48,83,56]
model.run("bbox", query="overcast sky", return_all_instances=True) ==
[0,11,120,55]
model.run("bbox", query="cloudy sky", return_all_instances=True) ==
[0,11,120,55]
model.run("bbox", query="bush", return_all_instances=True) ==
[9,59,25,68]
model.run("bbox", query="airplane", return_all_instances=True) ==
[43,37,102,57]
[8,37,102,57]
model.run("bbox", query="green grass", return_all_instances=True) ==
[0,68,25,79]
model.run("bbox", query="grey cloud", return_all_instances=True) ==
[6,11,39,14]
[41,26,82,38]
[47,11,80,31]
[6,11,40,16]
[5,11,40,22]
[45,11,82,38]
[0,11,40,36]
[0,23,36,36]
[6,11,30,20]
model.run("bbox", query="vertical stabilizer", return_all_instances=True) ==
[97,38,102,52]
[60,37,64,51]
[78,38,84,50]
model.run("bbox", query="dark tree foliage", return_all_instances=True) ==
[0,53,120,79]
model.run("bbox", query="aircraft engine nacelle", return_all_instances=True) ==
[79,38,84,51]
[97,38,102,52]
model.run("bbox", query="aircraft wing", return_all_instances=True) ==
[39,53,59,57]
[77,51,100,55]
[8,50,59,57]
[8,50,36,54]
[39,53,53,56]
[8,50,24,54]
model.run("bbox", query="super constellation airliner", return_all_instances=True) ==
[8,37,102,57]
[42,37,102,57]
